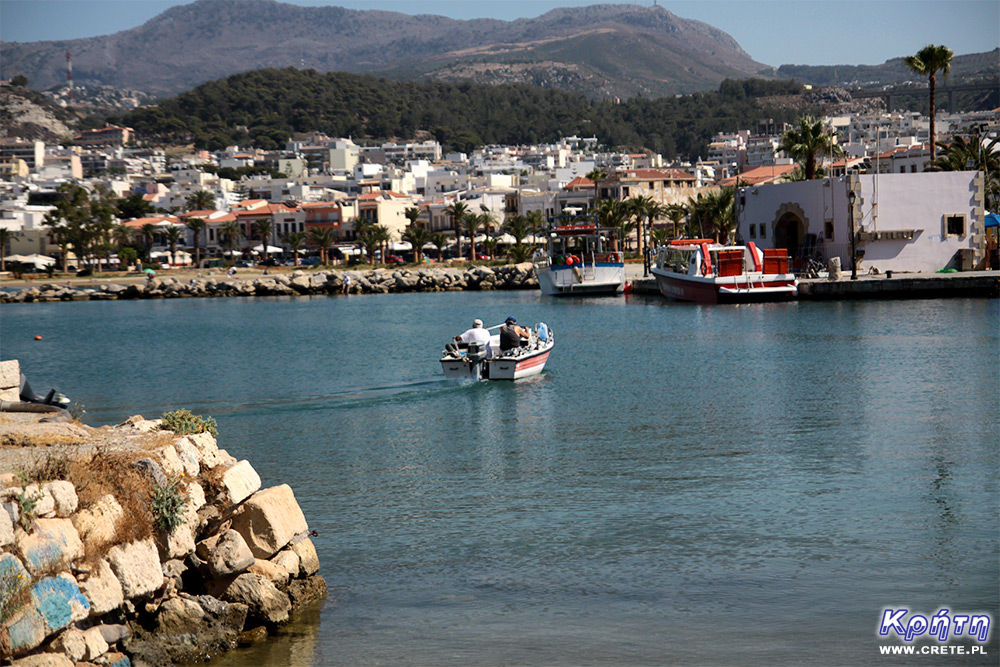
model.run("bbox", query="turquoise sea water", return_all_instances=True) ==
[2,293,998,665]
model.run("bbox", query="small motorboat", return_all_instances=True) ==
[19,373,71,408]
[533,210,625,296]
[440,322,554,381]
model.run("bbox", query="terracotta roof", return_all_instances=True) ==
[231,199,268,211]
[564,176,594,190]
[180,209,218,218]
[719,164,797,187]
[122,216,181,229]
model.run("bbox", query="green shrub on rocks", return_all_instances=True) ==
[160,408,218,437]
[151,477,188,535]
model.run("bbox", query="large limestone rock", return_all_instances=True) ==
[220,460,261,506]
[291,537,320,576]
[229,485,308,559]
[10,652,74,666]
[0,359,20,402]
[71,494,123,555]
[106,538,163,599]
[218,573,290,625]
[41,482,77,517]
[77,558,124,616]
[155,504,198,561]
[0,504,13,547]
[172,438,202,476]
[15,519,84,574]
[207,529,255,578]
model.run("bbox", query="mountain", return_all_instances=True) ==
[778,49,999,87]
[0,0,771,99]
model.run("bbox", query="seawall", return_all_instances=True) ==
[0,358,324,665]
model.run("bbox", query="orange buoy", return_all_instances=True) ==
[34,335,43,340]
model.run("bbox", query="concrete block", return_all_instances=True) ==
[0,359,20,390]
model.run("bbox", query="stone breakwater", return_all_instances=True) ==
[0,409,325,665]
[0,263,538,303]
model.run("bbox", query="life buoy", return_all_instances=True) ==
[608,253,619,263]
[700,260,710,276]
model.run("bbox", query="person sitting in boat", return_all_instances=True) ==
[446,318,492,357]
[499,316,531,352]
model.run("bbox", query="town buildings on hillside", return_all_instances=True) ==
[1,105,997,272]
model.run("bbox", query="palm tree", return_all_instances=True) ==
[507,243,534,263]
[666,203,687,239]
[163,225,185,266]
[401,224,431,263]
[185,190,215,213]
[220,220,244,260]
[525,210,547,243]
[186,217,207,267]
[0,228,10,272]
[462,212,484,261]
[928,135,999,210]
[139,223,158,262]
[905,44,954,163]
[283,231,307,266]
[404,206,423,228]
[480,237,499,261]
[445,201,469,260]
[779,116,844,180]
[252,219,274,261]
[307,227,335,265]
[431,232,449,262]
[597,199,630,252]
[357,226,382,266]
[372,224,393,266]
[504,215,529,246]
[585,168,607,209]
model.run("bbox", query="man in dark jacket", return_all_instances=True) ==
[499,316,530,352]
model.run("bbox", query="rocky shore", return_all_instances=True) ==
[0,264,538,303]
[0,361,325,665]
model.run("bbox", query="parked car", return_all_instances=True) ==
[259,258,279,267]
[386,255,405,264]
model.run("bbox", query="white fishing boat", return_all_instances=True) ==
[533,212,625,296]
[651,239,797,304]
[440,322,554,381]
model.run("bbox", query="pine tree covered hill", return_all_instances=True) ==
[118,68,808,158]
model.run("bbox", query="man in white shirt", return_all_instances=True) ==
[445,318,491,356]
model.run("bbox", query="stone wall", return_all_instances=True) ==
[0,264,538,303]
[0,413,325,665]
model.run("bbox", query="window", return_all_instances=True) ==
[749,224,756,239]
[759,223,767,238]
[945,214,965,237]
[824,221,834,241]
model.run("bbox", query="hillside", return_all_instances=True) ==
[0,86,78,142]
[778,49,999,87]
[0,0,769,99]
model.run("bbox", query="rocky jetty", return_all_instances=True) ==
[0,264,538,303]
[0,366,325,665]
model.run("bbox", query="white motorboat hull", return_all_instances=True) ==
[536,263,625,296]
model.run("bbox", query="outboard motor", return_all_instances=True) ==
[19,374,70,408]
[466,342,489,364]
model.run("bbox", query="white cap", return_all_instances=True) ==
[473,319,483,327]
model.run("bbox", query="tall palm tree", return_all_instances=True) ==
[431,233,449,262]
[666,203,687,239]
[186,217,207,267]
[597,199,630,252]
[0,228,10,272]
[779,116,844,180]
[252,219,274,261]
[905,44,954,163]
[401,224,431,263]
[585,168,607,210]
[186,190,215,213]
[307,227,335,265]
[504,215,530,246]
[525,210,547,242]
[283,231,307,266]
[220,220,244,259]
[462,212,483,260]
[163,225,185,265]
[404,206,423,228]
[140,223,158,262]
[445,201,469,260]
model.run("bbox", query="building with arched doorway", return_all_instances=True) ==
[737,171,987,274]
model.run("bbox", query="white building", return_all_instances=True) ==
[737,171,987,273]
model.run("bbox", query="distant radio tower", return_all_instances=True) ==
[66,50,75,103]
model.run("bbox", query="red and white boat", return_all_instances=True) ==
[440,322,554,381]
[651,239,797,304]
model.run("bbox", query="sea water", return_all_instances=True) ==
[2,292,997,665]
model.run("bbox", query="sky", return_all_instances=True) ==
[1,0,997,67]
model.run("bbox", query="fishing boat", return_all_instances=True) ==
[651,239,797,304]
[533,211,625,296]
[440,322,554,381]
